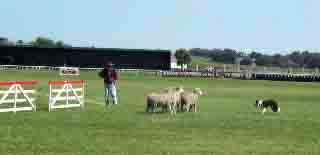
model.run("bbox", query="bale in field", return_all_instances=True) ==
[145,86,184,115]
[180,88,203,112]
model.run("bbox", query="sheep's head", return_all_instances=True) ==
[193,88,203,95]
[175,86,184,94]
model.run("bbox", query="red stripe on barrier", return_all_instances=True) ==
[0,81,38,85]
[48,80,84,85]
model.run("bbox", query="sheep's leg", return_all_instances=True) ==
[188,104,192,112]
[161,104,165,113]
[164,104,168,113]
[152,103,156,113]
[191,104,195,112]
[168,104,173,115]
[146,102,154,113]
[185,104,188,112]
[177,103,181,112]
[189,104,193,112]
[197,102,199,112]
[145,104,149,113]
[180,103,184,112]
[172,103,177,115]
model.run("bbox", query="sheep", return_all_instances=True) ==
[146,92,170,113]
[166,86,184,115]
[180,88,203,112]
[145,86,184,115]
[160,86,184,112]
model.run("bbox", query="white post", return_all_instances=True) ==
[66,84,69,106]
[81,82,85,109]
[49,84,52,112]
[14,84,18,113]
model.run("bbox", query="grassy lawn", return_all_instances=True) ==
[0,70,320,154]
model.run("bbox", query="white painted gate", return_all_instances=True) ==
[0,81,37,113]
[48,80,85,112]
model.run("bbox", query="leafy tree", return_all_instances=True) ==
[56,40,64,47]
[31,37,56,47]
[188,47,320,68]
[249,51,262,59]
[210,48,238,64]
[189,48,212,57]
[16,40,24,46]
[0,37,8,44]
[255,55,273,66]
[0,37,14,46]
[288,51,303,67]
[175,48,192,70]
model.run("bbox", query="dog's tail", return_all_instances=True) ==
[277,107,280,112]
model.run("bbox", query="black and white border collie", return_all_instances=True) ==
[255,99,280,114]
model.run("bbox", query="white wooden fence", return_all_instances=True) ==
[0,81,37,113]
[48,80,85,112]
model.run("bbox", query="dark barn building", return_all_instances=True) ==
[0,46,171,70]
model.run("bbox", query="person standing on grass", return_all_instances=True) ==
[99,61,119,106]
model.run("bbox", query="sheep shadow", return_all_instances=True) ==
[136,108,193,116]
[136,111,171,116]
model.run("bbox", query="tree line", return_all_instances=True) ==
[176,48,320,68]
[0,37,71,48]
[2,36,320,68]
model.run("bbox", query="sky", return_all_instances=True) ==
[0,0,319,54]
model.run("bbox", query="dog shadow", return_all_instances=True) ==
[250,111,280,117]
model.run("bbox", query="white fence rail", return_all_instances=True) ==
[0,81,37,113]
[0,65,163,72]
[48,80,85,112]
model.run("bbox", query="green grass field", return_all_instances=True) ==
[0,70,320,154]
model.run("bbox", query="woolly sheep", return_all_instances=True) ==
[180,88,203,112]
[146,92,169,113]
[145,86,184,115]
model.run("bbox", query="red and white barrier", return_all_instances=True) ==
[0,81,37,113]
[59,67,80,76]
[48,80,85,112]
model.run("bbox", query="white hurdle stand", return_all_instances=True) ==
[0,81,37,113]
[48,80,85,112]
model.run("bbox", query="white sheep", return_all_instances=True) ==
[180,88,203,112]
[146,92,169,113]
[145,86,184,115]
[166,86,184,115]
[160,86,184,112]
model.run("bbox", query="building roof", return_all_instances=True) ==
[0,45,171,53]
